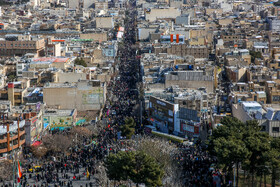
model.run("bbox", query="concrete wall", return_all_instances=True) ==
[96,17,114,29]
[69,0,79,9]
[232,103,252,123]
[145,8,181,22]
[80,33,107,42]
[55,72,87,83]
[43,84,105,111]
[165,80,214,93]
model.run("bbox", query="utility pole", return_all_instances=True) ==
[11,131,15,187]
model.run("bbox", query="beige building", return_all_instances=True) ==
[165,71,214,93]
[154,44,209,59]
[0,81,30,106]
[53,71,88,83]
[80,33,108,42]
[0,34,45,57]
[43,80,106,111]
[96,17,114,29]
[145,8,181,22]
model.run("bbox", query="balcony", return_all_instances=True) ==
[19,139,25,146]
[0,148,8,154]
[0,138,7,144]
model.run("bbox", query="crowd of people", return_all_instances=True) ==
[176,143,224,187]
[1,1,142,186]
[0,1,227,186]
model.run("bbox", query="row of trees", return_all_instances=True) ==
[31,127,93,158]
[208,117,280,187]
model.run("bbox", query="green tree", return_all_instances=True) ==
[104,151,132,184]
[74,58,87,67]
[212,136,249,186]
[131,151,164,187]
[241,120,270,186]
[269,137,280,187]
[250,50,262,63]
[104,151,164,187]
[119,117,136,139]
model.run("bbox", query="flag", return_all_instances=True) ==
[86,169,89,178]
[17,161,22,183]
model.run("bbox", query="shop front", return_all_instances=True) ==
[180,120,200,140]
[148,96,179,134]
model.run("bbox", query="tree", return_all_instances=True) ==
[242,120,271,186]
[250,50,262,63]
[104,151,164,186]
[130,151,164,187]
[268,137,280,187]
[41,133,73,155]
[209,117,273,186]
[212,136,249,186]
[119,117,136,139]
[31,146,48,159]
[69,126,93,144]
[104,151,131,184]
[134,136,181,186]
[0,160,12,181]
[74,58,87,67]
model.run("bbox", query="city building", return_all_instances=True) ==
[43,80,106,111]
[0,34,45,57]
[148,96,180,134]
[0,117,26,156]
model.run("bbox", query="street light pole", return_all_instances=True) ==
[233,165,236,187]
[11,131,15,187]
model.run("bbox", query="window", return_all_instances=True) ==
[272,127,279,133]
[273,96,280,102]
[261,126,266,131]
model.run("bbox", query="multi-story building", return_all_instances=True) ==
[0,34,45,57]
[148,96,180,134]
[165,71,215,93]
[232,101,280,137]
[265,81,280,104]
[0,116,26,156]
[154,44,209,58]
[0,81,30,106]
[43,80,106,111]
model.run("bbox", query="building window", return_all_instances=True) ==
[272,127,279,133]
[261,126,266,131]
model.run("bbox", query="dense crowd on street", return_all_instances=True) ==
[0,1,224,186]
